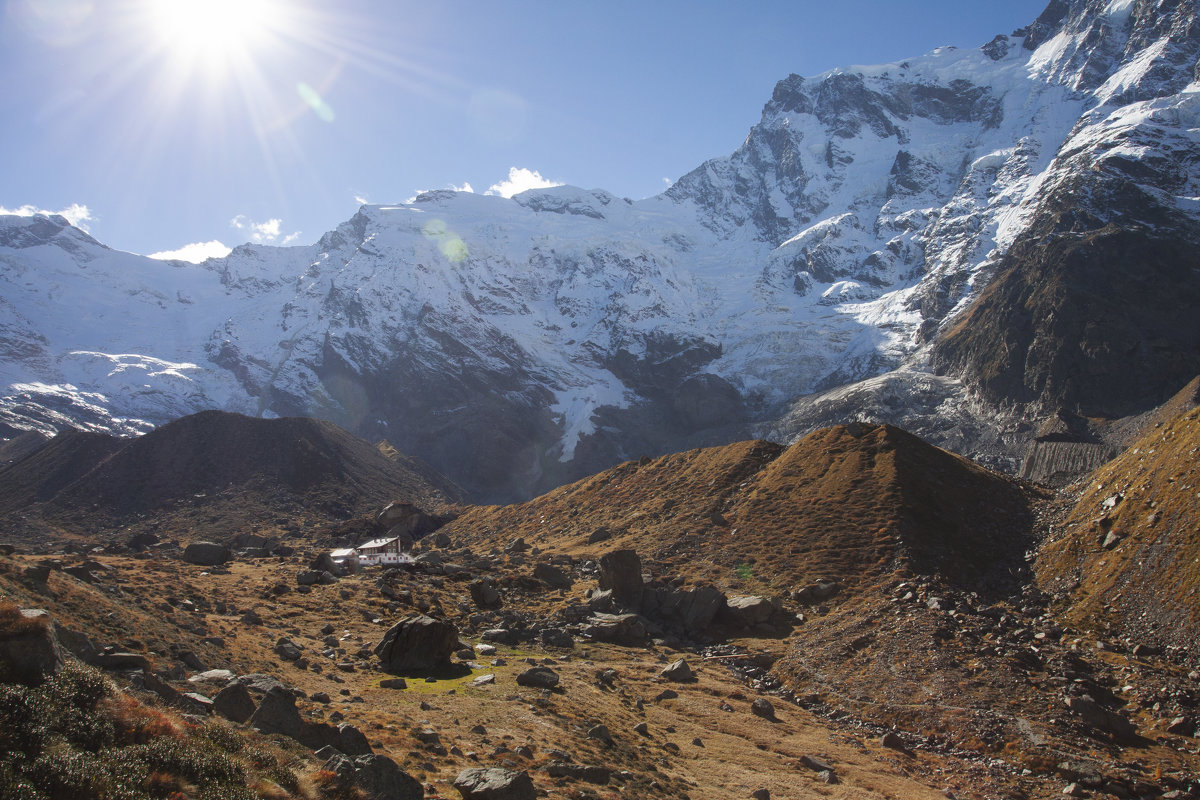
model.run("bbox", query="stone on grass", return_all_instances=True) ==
[660,658,694,682]
[516,666,559,689]
[751,697,776,720]
[453,767,536,800]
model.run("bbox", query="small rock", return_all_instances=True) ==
[660,658,694,682]
[587,724,612,743]
[750,698,776,720]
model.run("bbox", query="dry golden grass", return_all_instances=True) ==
[1037,405,1200,647]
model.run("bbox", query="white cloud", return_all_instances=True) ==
[230,214,299,244]
[485,167,563,198]
[147,240,233,263]
[662,177,674,187]
[450,182,475,194]
[354,195,370,206]
[0,203,93,231]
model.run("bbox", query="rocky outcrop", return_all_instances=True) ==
[322,752,423,800]
[598,550,643,609]
[0,607,63,684]
[182,541,230,566]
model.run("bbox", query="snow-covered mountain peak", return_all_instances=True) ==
[4,0,1199,500]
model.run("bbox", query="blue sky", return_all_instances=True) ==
[1,0,1050,259]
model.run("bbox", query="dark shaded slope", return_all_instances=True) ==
[0,429,123,515]
[934,180,1200,423]
[0,412,466,543]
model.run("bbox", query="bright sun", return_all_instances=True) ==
[146,0,274,65]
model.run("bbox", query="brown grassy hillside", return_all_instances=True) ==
[444,423,1046,596]
[1037,405,1200,649]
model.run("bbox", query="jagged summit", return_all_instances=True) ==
[3,0,1199,501]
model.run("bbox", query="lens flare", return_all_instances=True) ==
[422,219,468,264]
[297,82,335,122]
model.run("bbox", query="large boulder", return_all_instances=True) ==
[641,583,726,636]
[598,549,643,609]
[182,541,230,566]
[248,686,303,739]
[532,562,572,590]
[0,607,64,684]
[582,613,647,646]
[453,767,536,800]
[323,752,423,800]
[717,596,782,628]
[374,615,459,674]
[213,682,257,723]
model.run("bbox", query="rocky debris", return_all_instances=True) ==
[182,541,229,566]
[545,762,611,784]
[660,658,694,682]
[323,752,424,800]
[516,666,560,689]
[213,682,257,722]
[751,698,776,720]
[587,528,612,544]
[453,767,536,800]
[581,613,647,646]
[375,615,459,674]
[598,549,643,609]
[0,607,64,684]
[297,569,337,586]
[533,562,572,589]
[179,691,214,715]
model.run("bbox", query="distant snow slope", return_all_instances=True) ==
[4,0,1199,501]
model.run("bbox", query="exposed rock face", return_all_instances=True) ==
[374,614,459,674]
[598,550,643,609]
[248,686,304,739]
[0,607,63,684]
[213,682,257,723]
[182,541,229,566]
